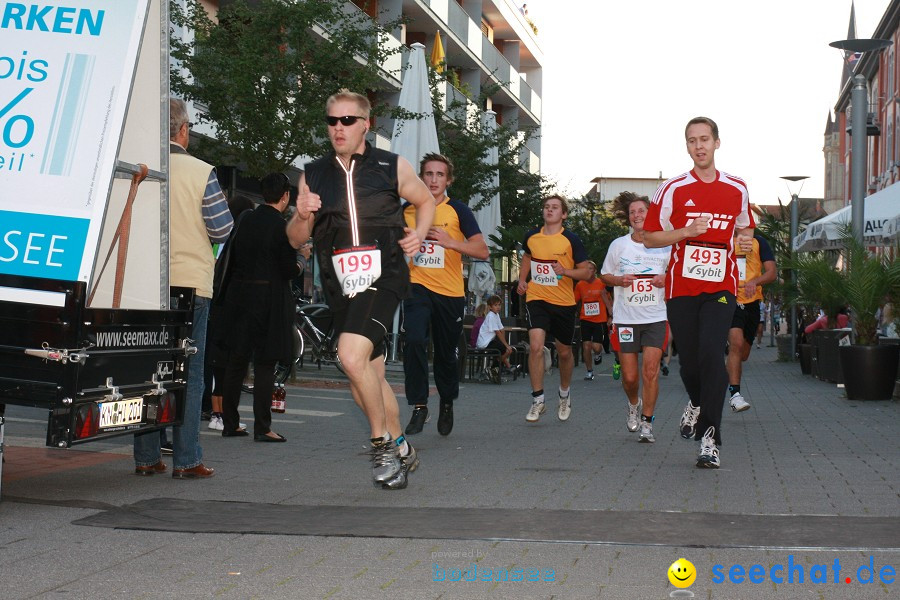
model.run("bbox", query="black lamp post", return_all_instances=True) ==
[829,38,892,246]
[781,175,809,361]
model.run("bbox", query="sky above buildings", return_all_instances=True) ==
[535,0,889,206]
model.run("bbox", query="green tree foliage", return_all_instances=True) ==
[427,76,553,262]
[170,0,402,176]
[565,199,628,265]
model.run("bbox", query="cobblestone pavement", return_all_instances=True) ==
[1,344,897,599]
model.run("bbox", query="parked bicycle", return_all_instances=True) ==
[241,294,386,393]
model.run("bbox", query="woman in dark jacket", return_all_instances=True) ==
[220,173,300,442]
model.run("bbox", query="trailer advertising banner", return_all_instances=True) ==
[0,1,149,283]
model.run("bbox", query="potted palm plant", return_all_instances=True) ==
[837,236,900,400]
[788,250,848,381]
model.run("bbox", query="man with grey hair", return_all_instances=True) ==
[133,98,232,479]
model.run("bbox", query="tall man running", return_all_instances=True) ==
[726,232,776,412]
[287,90,435,490]
[517,195,592,423]
[601,192,671,443]
[403,153,489,437]
[643,117,754,468]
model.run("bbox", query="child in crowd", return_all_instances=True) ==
[476,295,513,371]
[470,303,488,348]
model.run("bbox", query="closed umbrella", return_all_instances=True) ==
[431,31,445,73]
[391,42,440,170]
[470,110,501,247]
[389,42,440,360]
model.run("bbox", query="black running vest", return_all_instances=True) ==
[305,144,409,301]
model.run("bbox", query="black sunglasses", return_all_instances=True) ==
[325,115,366,127]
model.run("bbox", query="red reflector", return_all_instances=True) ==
[158,392,177,424]
[74,404,99,439]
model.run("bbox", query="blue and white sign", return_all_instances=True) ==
[0,1,149,282]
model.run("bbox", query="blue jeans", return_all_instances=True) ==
[134,295,208,469]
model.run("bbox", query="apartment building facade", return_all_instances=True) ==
[181,0,543,176]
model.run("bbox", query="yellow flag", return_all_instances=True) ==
[431,31,445,73]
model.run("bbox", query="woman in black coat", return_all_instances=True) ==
[220,173,300,441]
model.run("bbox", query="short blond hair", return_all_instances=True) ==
[326,89,370,119]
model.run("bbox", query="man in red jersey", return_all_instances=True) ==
[643,116,754,469]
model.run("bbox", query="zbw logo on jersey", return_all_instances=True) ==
[685,212,733,230]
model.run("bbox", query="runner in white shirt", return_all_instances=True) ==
[601,192,671,443]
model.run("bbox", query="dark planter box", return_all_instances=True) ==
[810,329,851,384]
[839,344,900,400]
[798,343,814,375]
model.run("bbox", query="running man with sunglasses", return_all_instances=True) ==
[287,90,434,490]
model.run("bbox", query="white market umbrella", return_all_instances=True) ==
[793,181,900,251]
[470,110,501,247]
[390,42,440,359]
[390,42,440,172]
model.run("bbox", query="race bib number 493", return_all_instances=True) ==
[530,259,558,286]
[682,242,727,282]
[332,245,381,296]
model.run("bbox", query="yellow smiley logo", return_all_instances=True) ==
[668,558,696,588]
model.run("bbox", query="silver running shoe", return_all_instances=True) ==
[371,435,401,485]
[730,392,751,412]
[558,393,571,421]
[680,402,701,439]
[638,420,655,443]
[526,400,545,422]
[382,444,419,490]
[626,399,641,432]
[696,426,720,468]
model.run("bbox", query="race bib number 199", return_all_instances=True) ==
[530,259,558,286]
[332,245,381,296]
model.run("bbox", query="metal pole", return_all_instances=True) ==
[851,74,867,246]
[790,192,799,361]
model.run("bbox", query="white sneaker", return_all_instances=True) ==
[526,400,546,422]
[730,392,750,412]
[626,399,641,432]
[680,402,701,439]
[207,415,224,431]
[638,420,655,443]
[558,393,571,421]
[696,426,720,468]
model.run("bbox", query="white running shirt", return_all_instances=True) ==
[601,235,670,324]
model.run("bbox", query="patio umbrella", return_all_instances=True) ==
[793,181,900,251]
[470,110,502,248]
[389,42,440,359]
[431,31,445,73]
[390,42,440,170]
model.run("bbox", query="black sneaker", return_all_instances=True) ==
[404,406,429,435]
[437,402,454,436]
[593,354,602,365]
[660,363,669,376]
[160,441,173,455]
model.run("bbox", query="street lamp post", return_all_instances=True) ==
[830,38,892,246]
[781,175,809,362]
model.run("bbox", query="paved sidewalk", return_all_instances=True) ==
[0,344,897,599]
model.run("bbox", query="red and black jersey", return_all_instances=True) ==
[644,169,754,299]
